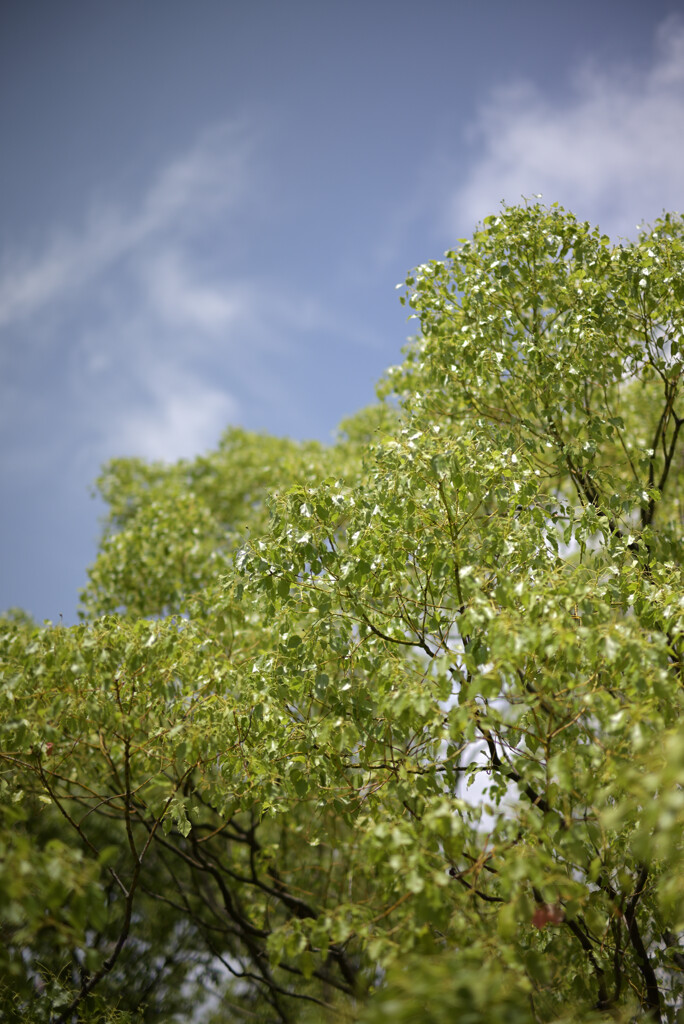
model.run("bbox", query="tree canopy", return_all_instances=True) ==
[2,201,684,1022]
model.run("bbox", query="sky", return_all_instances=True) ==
[1,0,684,623]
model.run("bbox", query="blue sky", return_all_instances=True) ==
[2,0,683,622]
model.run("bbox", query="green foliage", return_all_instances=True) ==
[3,203,684,1021]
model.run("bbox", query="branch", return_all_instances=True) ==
[623,865,662,1020]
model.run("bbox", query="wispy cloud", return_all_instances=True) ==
[450,14,684,239]
[0,116,360,471]
[0,122,262,466]
[0,122,252,329]
[113,366,239,463]
[141,249,248,336]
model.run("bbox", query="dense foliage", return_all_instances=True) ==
[2,202,684,1022]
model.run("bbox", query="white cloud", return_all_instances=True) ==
[0,114,370,477]
[0,121,251,329]
[0,122,258,475]
[113,369,239,463]
[142,250,247,335]
[450,14,684,239]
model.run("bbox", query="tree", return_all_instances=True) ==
[2,201,684,1022]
